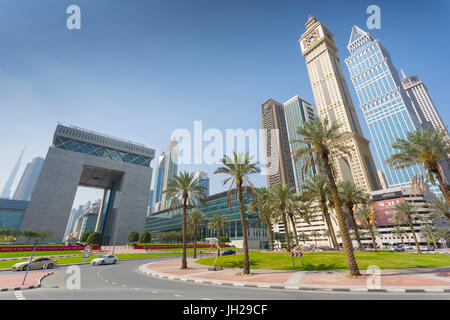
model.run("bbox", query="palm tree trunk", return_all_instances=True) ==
[237,183,250,275]
[349,205,363,250]
[367,219,377,251]
[217,226,221,257]
[322,153,360,277]
[193,225,197,259]
[266,219,274,251]
[289,213,299,247]
[432,168,450,212]
[320,197,339,250]
[408,217,421,254]
[181,196,188,269]
[281,208,291,251]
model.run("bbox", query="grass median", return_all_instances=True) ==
[196,251,450,271]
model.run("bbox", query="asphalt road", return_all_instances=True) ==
[0,257,449,300]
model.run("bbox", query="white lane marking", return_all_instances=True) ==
[133,288,139,290]
[201,298,212,300]
[121,285,126,288]
[174,294,183,297]
[152,291,158,294]
[15,291,26,300]
[112,282,116,285]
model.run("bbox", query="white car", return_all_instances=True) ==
[91,255,118,266]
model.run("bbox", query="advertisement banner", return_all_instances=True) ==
[373,197,405,226]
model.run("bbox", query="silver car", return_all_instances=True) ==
[12,257,58,271]
[90,255,118,266]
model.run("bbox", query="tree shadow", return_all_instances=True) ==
[302,263,338,271]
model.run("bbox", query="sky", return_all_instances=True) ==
[0,0,449,209]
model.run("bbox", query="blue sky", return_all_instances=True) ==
[0,0,449,208]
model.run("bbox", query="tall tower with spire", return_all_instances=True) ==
[160,138,179,210]
[1,147,25,198]
[299,16,381,192]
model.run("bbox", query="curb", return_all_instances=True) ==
[138,263,450,294]
[0,272,54,292]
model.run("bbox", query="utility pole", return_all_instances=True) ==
[22,240,38,286]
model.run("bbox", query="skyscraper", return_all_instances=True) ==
[0,147,25,199]
[194,171,210,197]
[400,70,446,133]
[283,95,317,192]
[344,26,441,195]
[299,16,380,192]
[152,152,167,210]
[12,157,44,201]
[160,138,179,210]
[261,99,296,188]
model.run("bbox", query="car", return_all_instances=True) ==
[12,257,58,271]
[389,245,405,252]
[91,255,118,266]
[222,250,236,256]
[420,245,435,252]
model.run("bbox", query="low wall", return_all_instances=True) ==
[0,245,101,252]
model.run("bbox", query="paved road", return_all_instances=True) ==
[0,257,448,300]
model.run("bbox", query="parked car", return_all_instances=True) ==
[222,250,236,256]
[12,257,58,271]
[420,245,435,252]
[389,245,405,252]
[90,255,118,266]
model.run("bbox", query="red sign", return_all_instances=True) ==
[290,252,303,258]
[373,198,405,226]
[0,245,100,252]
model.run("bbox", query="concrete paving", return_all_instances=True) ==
[139,258,450,293]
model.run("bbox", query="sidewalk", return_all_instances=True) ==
[139,258,450,294]
[0,271,53,292]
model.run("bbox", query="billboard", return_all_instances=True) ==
[372,197,405,226]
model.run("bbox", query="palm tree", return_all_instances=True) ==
[387,127,450,205]
[420,224,439,249]
[214,152,260,275]
[249,188,275,251]
[209,214,228,256]
[355,205,377,251]
[188,209,205,258]
[310,231,321,246]
[391,226,406,246]
[338,181,370,251]
[393,201,421,253]
[163,171,207,269]
[429,197,450,220]
[292,118,360,276]
[298,232,310,244]
[269,184,296,251]
[300,174,339,250]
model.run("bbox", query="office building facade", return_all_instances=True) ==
[299,16,380,192]
[401,70,446,133]
[283,95,317,192]
[345,26,441,195]
[20,125,154,244]
[12,157,44,201]
[194,171,210,197]
[0,199,28,230]
[261,99,296,189]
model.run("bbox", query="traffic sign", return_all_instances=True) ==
[290,252,303,258]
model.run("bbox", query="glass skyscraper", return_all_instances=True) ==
[345,26,440,195]
[283,96,317,192]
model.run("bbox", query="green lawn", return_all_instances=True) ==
[0,250,85,258]
[196,251,450,271]
[0,251,211,270]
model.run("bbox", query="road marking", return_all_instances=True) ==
[152,291,158,294]
[121,285,127,288]
[133,288,139,290]
[112,282,116,285]
[201,298,212,300]
[174,294,183,297]
[15,291,26,300]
